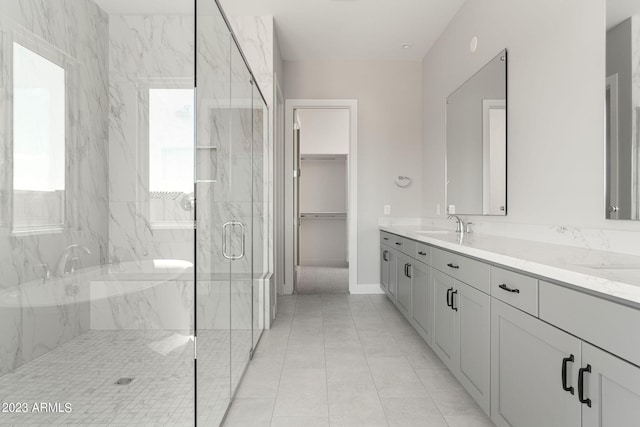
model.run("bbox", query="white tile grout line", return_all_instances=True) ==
[347,294,391,427]
[321,294,331,422]
[374,294,457,427]
[266,294,295,424]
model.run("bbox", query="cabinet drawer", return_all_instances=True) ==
[414,242,431,264]
[431,247,490,294]
[491,266,538,316]
[539,281,640,367]
[380,231,394,246]
[392,236,416,256]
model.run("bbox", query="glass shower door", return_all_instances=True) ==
[195,1,268,425]
[195,2,232,426]
[253,91,267,348]
[227,40,254,397]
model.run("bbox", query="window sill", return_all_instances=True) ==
[150,221,195,231]
[11,225,65,237]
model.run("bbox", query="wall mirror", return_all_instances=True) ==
[446,49,507,216]
[606,1,640,220]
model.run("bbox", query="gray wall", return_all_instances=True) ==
[284,60,423,286]
[421,0,630,231]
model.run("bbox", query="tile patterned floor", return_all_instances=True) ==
[0,329,251,426]
[296,267,349,294]
[223,294,496,427]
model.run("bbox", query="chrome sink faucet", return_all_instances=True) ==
[448,215,465,235]
[56,244,91,276]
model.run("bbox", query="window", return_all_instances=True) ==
[12,42,66,231]
[148,88,194,226]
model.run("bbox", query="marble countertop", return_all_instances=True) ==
[380,225,640,308]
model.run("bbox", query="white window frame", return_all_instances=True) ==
[136,78,195,230]
[4,27,77,235]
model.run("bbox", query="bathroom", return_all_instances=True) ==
[1,0,640,425]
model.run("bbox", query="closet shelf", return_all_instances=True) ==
[300,154,347,161]
[299,212,347,220]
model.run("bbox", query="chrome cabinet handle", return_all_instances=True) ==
[222,221,245,260]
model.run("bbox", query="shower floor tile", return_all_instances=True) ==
[0,329,251,426]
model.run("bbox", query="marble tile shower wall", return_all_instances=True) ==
[108,15,195,266]
[0,0,109,376]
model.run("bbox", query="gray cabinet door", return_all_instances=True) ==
[455,280,491,415]
[397,253,412,315]
[491,299,581,427]
[380,246,390,293]
[432,269,456,370]
[388,248,398,298]
[581,342,640,427]
[411,262,431,342]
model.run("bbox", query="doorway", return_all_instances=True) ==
[294,109,349,293]
[284,100,358,295]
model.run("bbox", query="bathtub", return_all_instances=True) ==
[0,259,193,309]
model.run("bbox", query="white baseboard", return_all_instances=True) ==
[349,283,385,295]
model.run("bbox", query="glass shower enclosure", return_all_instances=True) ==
[0,0,269,425]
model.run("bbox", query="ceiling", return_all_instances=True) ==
[219,0,465,61]
[94,0,465,61]
[607,0,640,29]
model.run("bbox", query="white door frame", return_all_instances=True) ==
[284,99,358,294]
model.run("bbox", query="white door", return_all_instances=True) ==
[491,299,581,427]
[432,269,456,370]
[455,280,491,415]
[581,342,640,427]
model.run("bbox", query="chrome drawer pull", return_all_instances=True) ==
[499,283,520,293]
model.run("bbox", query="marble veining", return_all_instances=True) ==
[382,224,640,307]
[0,0,109,375]
[108,15,195,265]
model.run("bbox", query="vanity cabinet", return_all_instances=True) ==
[379,229,640,427]
[380,237,397,299]
[410,261,432,341]
[397,253,413,315]
[581,342,640,427]
[432,269,456,368]
[432,268,491,413]
[491,298,582,427]
[492,297,640,427]
[380,246,391,294]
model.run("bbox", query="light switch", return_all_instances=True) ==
[384,205,391,215]
[448,205,456,214]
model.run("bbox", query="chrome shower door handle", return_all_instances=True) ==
[222,221,246,260]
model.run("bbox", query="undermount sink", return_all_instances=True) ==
[577,264,640,270]
[415,230,450,235]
